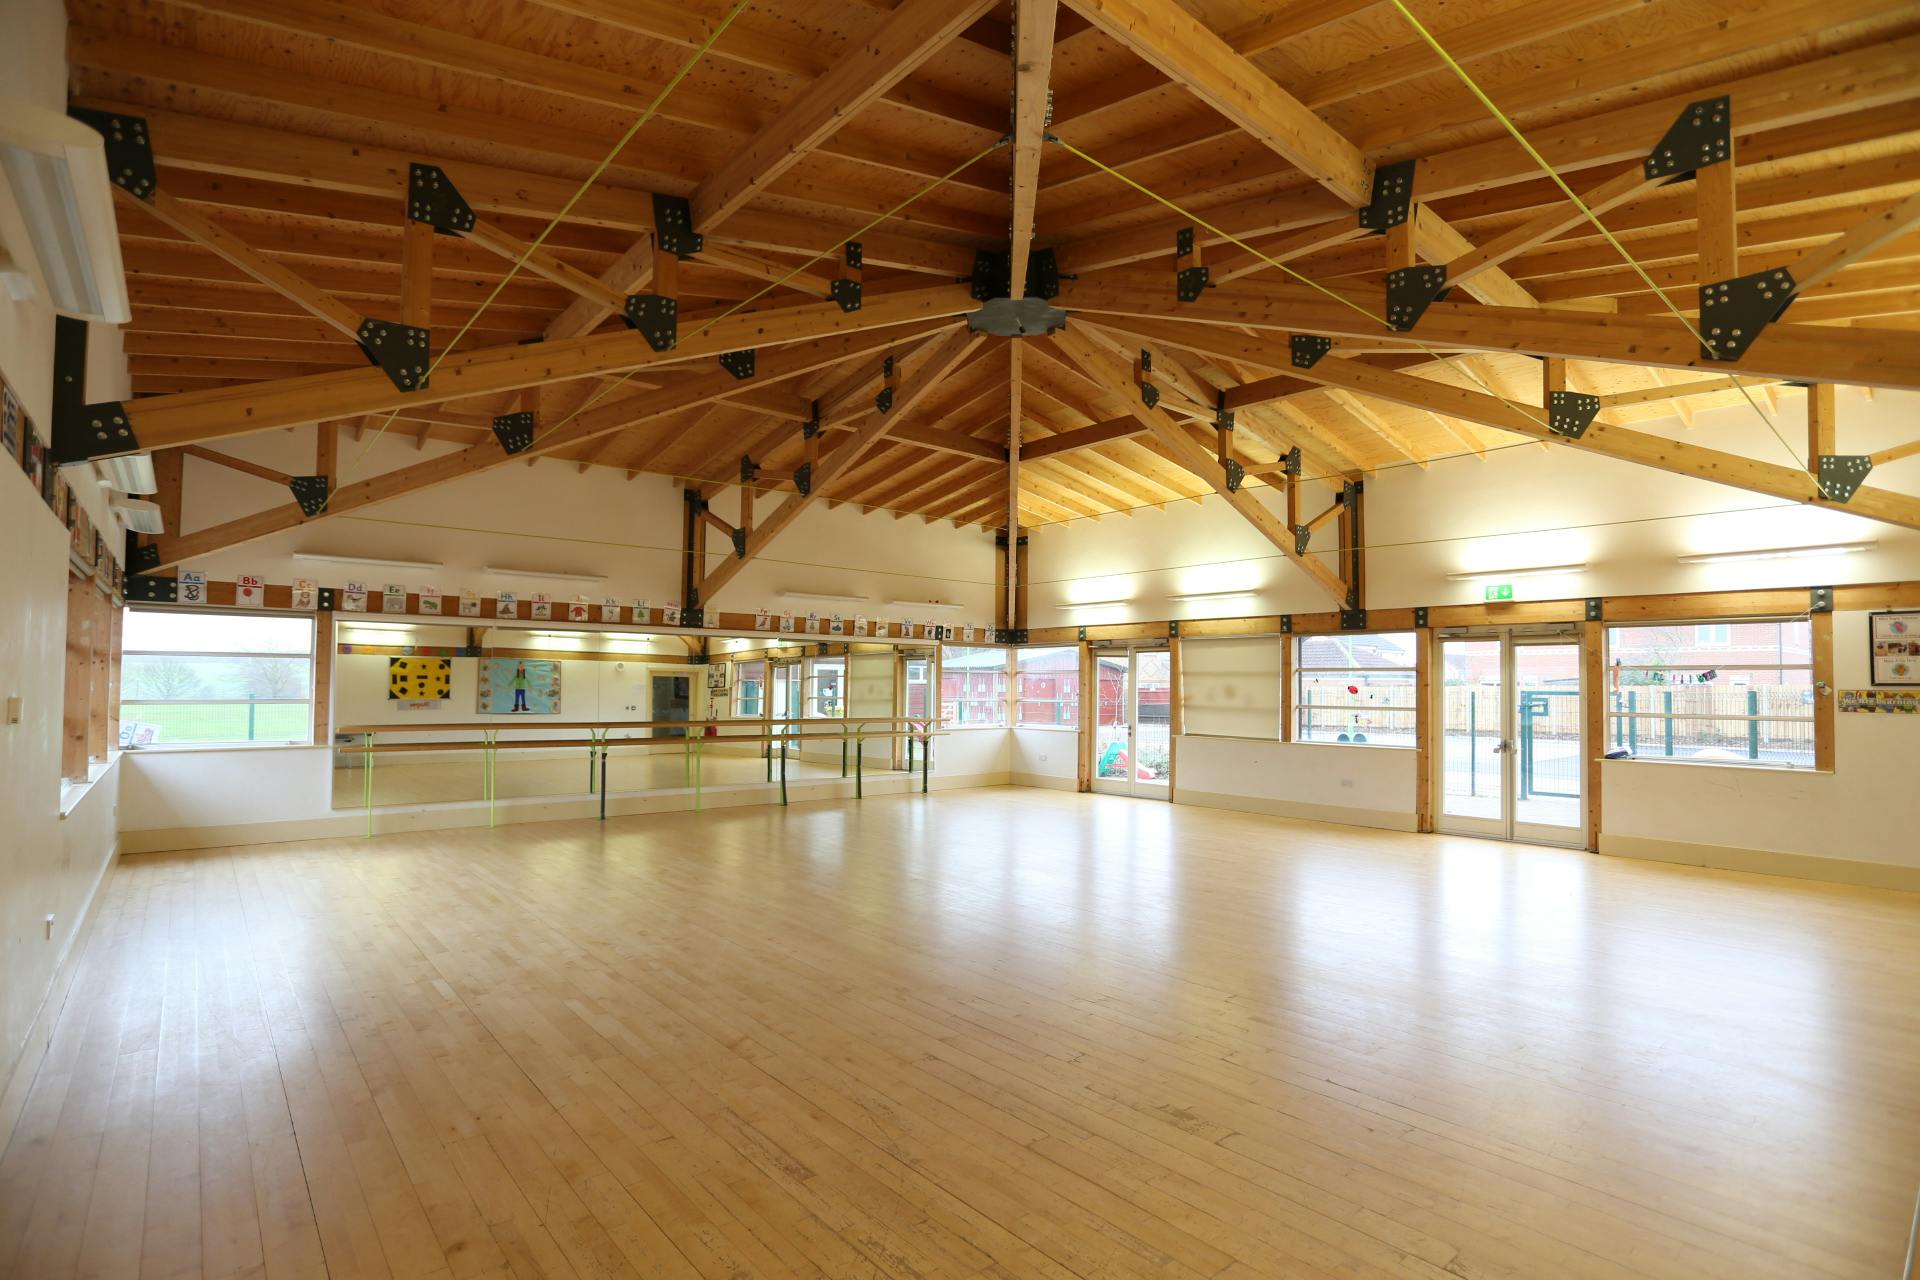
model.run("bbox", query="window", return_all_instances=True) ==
[804,655,845,719]
[1606,619,1813,766]
[1294,632,1416,746]
[904,656,931,720]
[733,659,765,717]
[63,575,120,780]
[941,646,1008,726]
[1182,636,1282,739]
[120,609,315,746]
[1014,647,1079,726]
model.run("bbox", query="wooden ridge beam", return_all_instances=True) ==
[1010,0,1061,296]
[691,0,997,231]
[1061,0,1371,207]
[1018,414,1144,460]
[700,328,986,601]
[1046,326,1349,604]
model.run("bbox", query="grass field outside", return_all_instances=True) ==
[121,700,311,745]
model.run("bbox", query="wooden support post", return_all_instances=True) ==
[1414,624,1433,833]
[401,217,435,330]
[682,488,705,612]
[1583,619,1604,851]
[1281,627,1295,742]
[1077,641,1094,791]
[312,609,334,745]
[63,576,93,781]
[1811,610,1835,773]
[152,447,183,536]
[316,419,339,485]
[652,232,679,303]
[1807,383,1837,477]
[1007,345,1022,629]
[1385,207,1417,273]
[1695,142,1738,285]
[994,530,1009,632]
[1167,632,1183,802]
[1337,483,1365,609]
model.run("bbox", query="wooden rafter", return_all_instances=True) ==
[1009,0,1060,297]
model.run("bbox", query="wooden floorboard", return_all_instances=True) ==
[2,788,1915,1279]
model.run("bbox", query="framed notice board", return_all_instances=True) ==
[1868,611,1920,686]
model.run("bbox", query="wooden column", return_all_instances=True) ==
[106,602,123,755]
[1806,383,1837,476]
[153,448,184,538]
[1167,632,1183,803]
[1414,624,1433,832]
[312,609,334,745]
[1582,619,1605,852]
[1077,641,1094,791]
[63,576,93,780]
[1695,142,1738,284]
[1281,630,1295,742]
[1811,610,1835,772]
[87,583,109,763]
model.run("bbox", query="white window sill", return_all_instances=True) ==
[1011,724,1078,733]
[59,751,119,817]
[122,740,318,754]
[1599,754,1826,775]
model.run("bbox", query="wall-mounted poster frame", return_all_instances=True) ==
[1868,611,1920,686]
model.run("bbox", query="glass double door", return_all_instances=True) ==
[1092,647,1171,798]
[1436,629,1586,845]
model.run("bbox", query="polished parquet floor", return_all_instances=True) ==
[3,789,1916,1279]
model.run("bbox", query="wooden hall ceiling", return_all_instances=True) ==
[67,0,1920,580]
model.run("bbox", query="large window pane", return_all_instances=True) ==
[805,656,845,718]
[120,608,315,746]
[1015,646,1079,726]
[1295,631,1416,746]
[1605,619,1813,766]
[942,646,1008,727]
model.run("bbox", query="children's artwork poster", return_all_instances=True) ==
[1839,688,1919,714]
[388,656,453,707]
[419,588,443,615]
[853,615,868,636]
[292,578,318,610]
[755,608,771,630]
[341,580,368,612]
[178,570,208,606]
[381,583,408,613]
[530,599,552,620]
[496,592,517,618]
[459,592,481,617]
[779,610,795,633]
[24,433,45,495]
[1870,612,1920,686]
[67,502,94,571]
[706,661,730,693]
[600,598,621,623]
[634,601,651,623]
[664,603,681,625]
[235,573,265,607]
[830,613,845,635]
[478,657,561,714]
[569,598,590,622]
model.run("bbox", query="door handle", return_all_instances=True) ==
[1492,739,1510,754]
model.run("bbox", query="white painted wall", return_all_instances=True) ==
[1011,728,1077,790]
[1602,610,1920,873]
[1174,736,1418,831]
[120,746,336,835]
[171,428,1000,632]
[933,729,1013,788]
[0,0,133,1127]
[1028,389,1920,627]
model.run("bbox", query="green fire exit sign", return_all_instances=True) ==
[1484,583,1514,601]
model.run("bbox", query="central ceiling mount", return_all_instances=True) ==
[966,297,1068,338]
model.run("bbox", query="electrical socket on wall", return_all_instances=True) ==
[44,914,55,940]
[5,695,20,725]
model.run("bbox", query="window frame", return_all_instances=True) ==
[1291,631,1418,748]
[1603,615,1816,770]
[118,605,318,749]
[1013,646,1080,729]
[941,645,1010,728]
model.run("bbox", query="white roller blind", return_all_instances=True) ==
[1182,636,1282,739]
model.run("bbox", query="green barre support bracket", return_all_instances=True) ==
[694,736,704,812]
[855,737,863,798]
[483,729,499,828]
[780,735,789,806]
[599,746,608,821]
[841,723,848,778]
[921,730,930,793]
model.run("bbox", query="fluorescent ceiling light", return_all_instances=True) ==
[1167,589,1256,602]
[96,452,157,494]
[291,551,443,571]
[780,590,867,604]
[1446,563,1589,582]
[481,565,607,583]
[886,599,962,611]
[0,100,130,322]
[1678,542,1875,565]
[1062,598,1131,609]
[110,497,163,534]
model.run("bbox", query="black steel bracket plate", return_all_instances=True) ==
[1385,265,1449,331]
[53,402,137,465]
[357,319,430,391]
[1697,267,1796,361]
[718,349,756,380]
[126,574,178,603]
[1815,454,1873,503]
[1356,159,1415,233]
[1025,248,1060,300]
[70,108,155,201]
[969,251,1012,301]
[289,475,329,517]
[1644,96,1731,183]
[1176,264,1211,302]
[1224,457,1244,492]
[1341,609,1368,631]
[1290,334,1332,369]
[829,278,862,312]
[794,461,812,496]
[492,411,535,455]
[1548,390,1601,440]
[653,193,703,257]
[406,163,475,233]
[622,294,678,351]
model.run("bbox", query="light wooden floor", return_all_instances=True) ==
[3,790,1916,1279]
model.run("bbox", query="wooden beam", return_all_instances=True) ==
[1060,0,1373,206]
[1018,414,1144,460]
[181,444,294,486]
[1595,375,1780,407]
[1448,167,1661,289]
[1789,189,1920,292]
[1006,344,1023,625]
[1010,0,1060,296]
[1058,275,1920,389]
[147,325,936,569]
[700,328,985,600]
[462,218,629,314]
[1696,150,1739,284]
[1807,382,1837,476]
[127,188,366,340]
[689,0,997,230]
[1046,326,1349,604]
[109,285,976,452]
